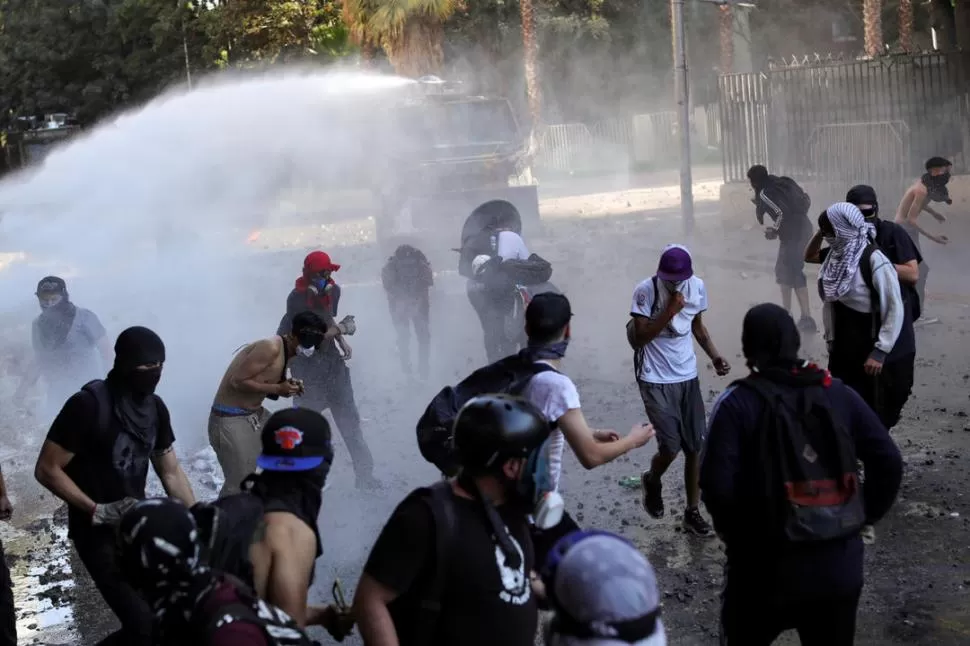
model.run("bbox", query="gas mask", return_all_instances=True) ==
[308,272,333,295]
[516,439,565,531]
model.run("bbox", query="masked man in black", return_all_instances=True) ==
[34,326,196,645]
[277,251,378,490]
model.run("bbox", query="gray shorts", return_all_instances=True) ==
[637,377,706,455]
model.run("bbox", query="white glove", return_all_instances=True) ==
[337,315,357,336]
[91,497,139,526]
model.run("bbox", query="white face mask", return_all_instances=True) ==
[662,279,686,293]
[297,345,316,358]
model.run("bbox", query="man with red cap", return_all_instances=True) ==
[277,251,378,490]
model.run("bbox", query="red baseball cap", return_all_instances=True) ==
[304,251,340,273]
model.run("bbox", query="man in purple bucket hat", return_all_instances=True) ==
[627,244,731,537]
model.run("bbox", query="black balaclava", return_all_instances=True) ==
[35,276,77,350]
[742,303,827,387]
[242,463,331,560]
[118,498,215,626]
[846,184,879,220]
[108,326,166,443]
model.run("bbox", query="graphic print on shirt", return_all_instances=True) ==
[494,534,531,606]
[113,432,151,484]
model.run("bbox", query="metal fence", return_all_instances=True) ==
[718,52,970,184]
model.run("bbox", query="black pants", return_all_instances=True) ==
[293,352,374,479]
[467,284,517,364]
[0,540,15,646]
[73,528,155,645]
[775,229,810,289]
[530,511,580,571]
[720,583,862,645]
[387,291,430,378]
[829,346,915,430]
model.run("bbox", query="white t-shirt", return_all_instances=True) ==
[521,361,581,493]
[496,230,530,261]
[630,276,708,384]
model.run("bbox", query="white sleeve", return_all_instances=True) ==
[871,253,904,356]
[631,281,655,317]
[696,278,709,313]
[497,231,529,260]
[544,374,581,422]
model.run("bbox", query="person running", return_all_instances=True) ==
[15,276,112,418]
[193,407,352,637]
[701,303,902,646]
[381,244,434,379]
[628,244,730,536]
[277,251,378,490]
[118,498,318,645]
[462,200,535,362]
[209,311,341,496]
[894,156,952,322]
[34,326,196,645]
[354,394,549,646]
[0,465,13,646]
[746,165,818,332]
[810,203,910,430]
[540,530,667,646]
[520,292,656,562]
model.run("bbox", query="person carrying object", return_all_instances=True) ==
[355,395,549,646]
[34,326,196,646]
[117,498,318,646]
[541,530,667,646]
[277,250,378,490]
[746,165,818,332]
[628,244,730,537]
[381,244,434,380]
[209,311,334,497]
[16,276,113,419]
[701,303,902,645]
[191,407,354,639]
[807,203,911,430]
[893,156,953,324]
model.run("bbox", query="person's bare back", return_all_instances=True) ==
[213,337,290,411]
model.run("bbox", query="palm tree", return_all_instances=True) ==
[863,0,883,57]
[898,0,913,53]
[342,0,458,77]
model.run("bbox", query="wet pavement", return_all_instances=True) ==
[2,178,970,644]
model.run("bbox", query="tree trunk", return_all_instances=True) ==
[957,0,970,51]
[898,0,913,53]
[520,0,541,135]
[863,0,884,57]
[385,17,443,77]
[719,5,733,74]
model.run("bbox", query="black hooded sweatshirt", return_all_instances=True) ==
[45,326,176,538]
[700,304,903,597]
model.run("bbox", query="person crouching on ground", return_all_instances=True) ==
[118,498,318,645]
[541,530,667,646]
[34,326,196,646]
[628,244,730,536]
[209,311,334,497]
[381,244,433,379]
[701,303,902,645]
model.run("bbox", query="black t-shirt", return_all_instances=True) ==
[46,388,175,536]
[818,219,922,267]
[364,492,538,646]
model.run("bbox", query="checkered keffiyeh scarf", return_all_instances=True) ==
[819,202,875,302]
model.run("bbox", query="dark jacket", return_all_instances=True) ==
[755,175,811,239]
[701,377,902,596]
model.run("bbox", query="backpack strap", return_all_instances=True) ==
[410,481,458,645]
[80,379,112,437]
[506,361,558,397]
[857,243,881,339]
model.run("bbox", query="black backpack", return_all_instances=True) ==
[776,176,812,216]
[415,351,556,476]
[732,375,866,543]
[860,234,921,322]
[191,493,267,589]
[458,230,498,279]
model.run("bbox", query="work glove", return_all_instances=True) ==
[336,315,356,336]
[91,497,139,526]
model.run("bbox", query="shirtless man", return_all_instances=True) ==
[208,311,350,497]
[894,156,952,323]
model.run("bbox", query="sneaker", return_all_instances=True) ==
[797,316,818,334]
[683,507,714,537]
[640,471,665,519]
[914,316,940,328]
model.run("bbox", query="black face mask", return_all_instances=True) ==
[922,172,952,203]
[296,330,325,350]
[128,367,162,398]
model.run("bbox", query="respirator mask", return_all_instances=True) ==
[308,272,333,295]
[517,438,565,531]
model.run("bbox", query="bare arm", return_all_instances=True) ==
[229,340,284,396]
[557,409,637,469]
[150,448,195,506]
[353,573,401,646]
[630,311,675,348]
[691,313,723,361]
[904,190,941,241]
[34,441,96,516]
[895,260,919,285]
[921,202,946,222]
[805,229,825,264]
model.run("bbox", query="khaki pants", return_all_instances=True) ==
[208,408,270,497]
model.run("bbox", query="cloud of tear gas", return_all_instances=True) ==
[0,67,424,450]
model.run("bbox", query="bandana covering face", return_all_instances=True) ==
[818,203,875,302]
